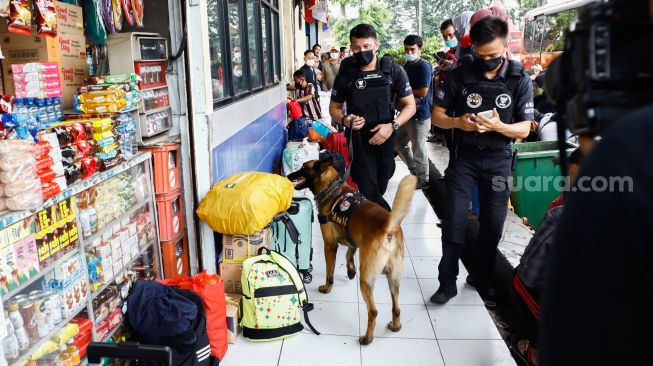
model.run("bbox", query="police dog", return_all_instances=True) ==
[288,157,417,345]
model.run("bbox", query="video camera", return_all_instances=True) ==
[547,0,653,137]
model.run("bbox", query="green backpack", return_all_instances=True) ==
[240,248,320,341]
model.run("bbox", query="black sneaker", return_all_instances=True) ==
[429,285,458,304]
[466,275,496,298]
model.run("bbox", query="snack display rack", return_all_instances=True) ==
[0,152,162,366]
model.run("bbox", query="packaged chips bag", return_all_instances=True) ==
[34,0,58,37]
[79,90,127,104]
[8,0,32,35]
[0,0,9,18]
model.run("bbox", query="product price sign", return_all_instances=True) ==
[36,198,79,267]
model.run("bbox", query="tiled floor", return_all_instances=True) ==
[221,163,516,366]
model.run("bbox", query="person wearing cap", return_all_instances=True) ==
[430,16,534,304]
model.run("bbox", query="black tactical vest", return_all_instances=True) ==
[454,59,523,149]
[344,55,395,127]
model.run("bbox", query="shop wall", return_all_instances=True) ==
[282,0,307,83]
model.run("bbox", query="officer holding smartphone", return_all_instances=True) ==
[430,16,534,304]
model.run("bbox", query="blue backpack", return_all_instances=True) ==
[287,118,309,141]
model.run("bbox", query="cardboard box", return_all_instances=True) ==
[225,294,242,344]
[222,229,270,263]
[220,262,243,294]
[56,1,85,34]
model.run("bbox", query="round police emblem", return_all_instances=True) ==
[339,200,351,212]
[495,93,512,109]
[466,93,482,108]
[355,78,367,90]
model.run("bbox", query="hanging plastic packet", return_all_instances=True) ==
[101,0,116,34]
[8,0,32,35]
[121,0,134,26]
[34,0,58,37]
[112,0,123,31]
[0,0,10,17]
[85,0,108,45]
[133,0,144,28]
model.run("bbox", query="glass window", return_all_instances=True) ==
[208,0,227,101]
[247,0,262,89]
[261,4,273,85]
[228,0,248,94]
[272,12,280,83]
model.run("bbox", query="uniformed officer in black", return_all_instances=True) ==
[330,24,416,210]
[430,16,534,304]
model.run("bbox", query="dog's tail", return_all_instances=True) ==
[386,175,418,232]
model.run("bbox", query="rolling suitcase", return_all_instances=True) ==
[271,197,314,284]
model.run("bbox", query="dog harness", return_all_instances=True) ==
[317,191,368,246]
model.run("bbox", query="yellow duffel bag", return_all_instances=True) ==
[197,172,294,235]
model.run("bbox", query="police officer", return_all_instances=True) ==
[430,16,534,304]
[330,24,416,210]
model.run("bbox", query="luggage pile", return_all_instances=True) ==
[284,119,358,190]
[196,171,319,343]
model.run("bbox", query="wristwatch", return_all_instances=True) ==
[392,121,400,131]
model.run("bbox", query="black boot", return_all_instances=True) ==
[466,275,496,298]
[429,284,458,304]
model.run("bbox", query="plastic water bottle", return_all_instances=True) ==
[26,98,40,130]
[35,99,49,128]
[54,97,63,121]
[46,98,57,124]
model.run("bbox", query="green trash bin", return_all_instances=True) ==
[511,141,576,228]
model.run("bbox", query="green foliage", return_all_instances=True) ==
[332,1,392,50]
[383,35,444,65]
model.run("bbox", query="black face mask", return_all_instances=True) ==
[353,50,375,67]
[475,55,504,72]
[295,82,303,89]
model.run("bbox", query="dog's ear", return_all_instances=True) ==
[318,156,334,168]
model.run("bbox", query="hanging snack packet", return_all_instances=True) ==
[101,0,116,34]
[120,0,134,26]
[133,0,144,28]
[112,0,123,31]
[0,0,10,17]
[34,0,58,37]
[8,0,32,35]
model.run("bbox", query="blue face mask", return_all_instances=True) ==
[405,53,419,62]
[444,38,458,49]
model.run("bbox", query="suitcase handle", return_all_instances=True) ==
[87,342,172,366]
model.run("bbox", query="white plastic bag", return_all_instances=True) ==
[283,138,320,176]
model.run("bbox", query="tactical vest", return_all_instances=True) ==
[454,59,524,149]
[317,191,368,247]
[344,55,395,127]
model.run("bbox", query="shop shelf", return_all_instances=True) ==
[89,241,155,302]
[141,105,171,115]
[82,200,150,248]
[9,305,88,366]
[0,152,152,231]
[102,323,122,342]
[1,248,82,302]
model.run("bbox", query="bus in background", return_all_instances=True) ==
[521,0,597,70]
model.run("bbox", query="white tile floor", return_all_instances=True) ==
[221,163,516,366]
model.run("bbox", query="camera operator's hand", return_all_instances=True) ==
[344,115,366,130]
[456,113,477,132]
[369,123,393,145]
[476,108,504,133]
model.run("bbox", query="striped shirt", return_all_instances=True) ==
[295,83,323,121]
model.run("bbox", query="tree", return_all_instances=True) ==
[332,1,391,49]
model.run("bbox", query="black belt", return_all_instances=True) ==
[459,142,508,151]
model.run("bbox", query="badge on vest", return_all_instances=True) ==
[355,79,367,90]
[339,200,351,212]
[467,93,482,108]
[496,93,512,109]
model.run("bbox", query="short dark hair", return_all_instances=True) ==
[304,50,314,57]
[340,46,347,52]
[293,69,306,79]
[350,24,377,41]
[440,19,454,32]
[312,44,321,50]
[403,34,423,48]
[470,16,509,45]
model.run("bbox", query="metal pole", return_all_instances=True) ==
[418,0,423,36]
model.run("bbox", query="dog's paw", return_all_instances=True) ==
[359,335,374,345]
[318,284,332,294]
[387,321,402,332]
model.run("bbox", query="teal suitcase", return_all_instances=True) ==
[271,197,314,283]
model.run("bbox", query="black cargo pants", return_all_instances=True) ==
[438,143,513,287]
[349,129,396,211]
